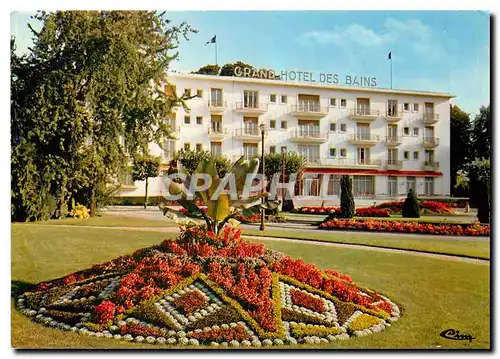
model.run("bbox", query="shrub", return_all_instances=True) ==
[340,175,355,218]
[69,202,90,219]
[402,189,420,218]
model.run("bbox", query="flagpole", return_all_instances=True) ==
[390,55,393,90]
[215,41,218,66]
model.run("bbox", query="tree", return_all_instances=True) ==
[402,188,421,218]
[191,64,220,75]
[450,105,472,195]
[469,158,490,223]
[132,155,161,208]
[471,105,491,159]
[11,11,196,221]
[172,149,231,178]
[339,175,355,218]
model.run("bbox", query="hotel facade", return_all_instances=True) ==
[119,72,453,206]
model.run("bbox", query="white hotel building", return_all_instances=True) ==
[119,72,453,205]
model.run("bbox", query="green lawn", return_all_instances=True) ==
[11,224,489,349]
[25,213,175,228]
[244,228,490,260]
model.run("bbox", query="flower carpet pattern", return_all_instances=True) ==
[15,225,400,347]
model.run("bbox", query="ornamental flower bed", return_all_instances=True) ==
[15,223,400,347]
[293,206,390,217]
[319,218,490,236]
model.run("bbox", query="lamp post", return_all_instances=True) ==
[259,123,267,231]
[281,147,286,208]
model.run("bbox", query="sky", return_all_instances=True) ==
[10,10,490,116]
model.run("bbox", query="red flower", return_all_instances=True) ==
[93,300,116,324]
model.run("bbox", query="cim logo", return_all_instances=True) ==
[234,66,378,88]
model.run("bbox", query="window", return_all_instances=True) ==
[298,145,320,163]
[269,94,276,103]
[196,143,203,151]
[413,127,419,136]
[340,123,347,132]
[407,176,416,193]
[281,121,287,129]
[196,89,203,98]
[327,175,341,197]
[403,127,410,136]
[210,142,222,157]
[404,103,410,111]
[121,171,134,187]
[210,115,222,133]
[425,177,434,196]
[269,120,276,129]
[196,116,203,125]
[281,95,288,104]
[340,99,347,108]
[163,139,176,160]
[353,175,375,197]
[330,98,337,107]
[357,147,370,164]
[184,116,191,124]
[243,90,258,108]
[184,143,191,151]
[210,88,223,107]
[340,148,347,158]
[413,103,419,112]
[404,151,409,160]
[270,146,276,154]
[184,88,191,96]
[330,123,336,132]
[387,100,398,117]
[388,176,398,197]
[413,151,419,160]
[329,148,336,157]
[243,143,258,160]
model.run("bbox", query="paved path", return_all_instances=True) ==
[34,224,488,265]
[243,235,489,265]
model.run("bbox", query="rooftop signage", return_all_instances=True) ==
[234,66,378,88]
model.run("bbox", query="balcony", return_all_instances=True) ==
[386,160,403,170]
[234,128,262,142]
[348,134,380,146]
[423,113,440,124]
[290,101,328,118]
[349,108,380,122]
[235,102,268,115]
[302,157,381,169]
[289,130,328,144]
[385,111,403,123]
[208,100,227,114]
[207,127,227,141]
[422,160,440,171]
[385,135,402,147]
[422,137,439,148]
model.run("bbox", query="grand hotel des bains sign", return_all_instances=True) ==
[233,66,379,88]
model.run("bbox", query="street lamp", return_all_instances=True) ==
[281,146,287,209]
[259,123,267,231]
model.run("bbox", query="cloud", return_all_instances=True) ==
[301,24,392,47]
[299,17,445,60]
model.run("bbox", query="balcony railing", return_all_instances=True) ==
[235,102,268,112]
[208,100,227,109]
[290,101,328,116]
[386,160,403,169]
[350,108,380,117]
[423,137,439,146]
[290,129,328,140]
[207,127,227,138]
[423,160,440,170]
[301,157,381,167]
[423,112,439,123]
[349,134,380,141]
[234,128,261,137]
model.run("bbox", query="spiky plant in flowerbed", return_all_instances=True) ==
[16,157,400,347]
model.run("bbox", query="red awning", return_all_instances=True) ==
[303,168,442,177]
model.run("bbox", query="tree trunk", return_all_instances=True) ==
[144,178,149,209]
[57,182,68,219]
[90,184,97,217]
